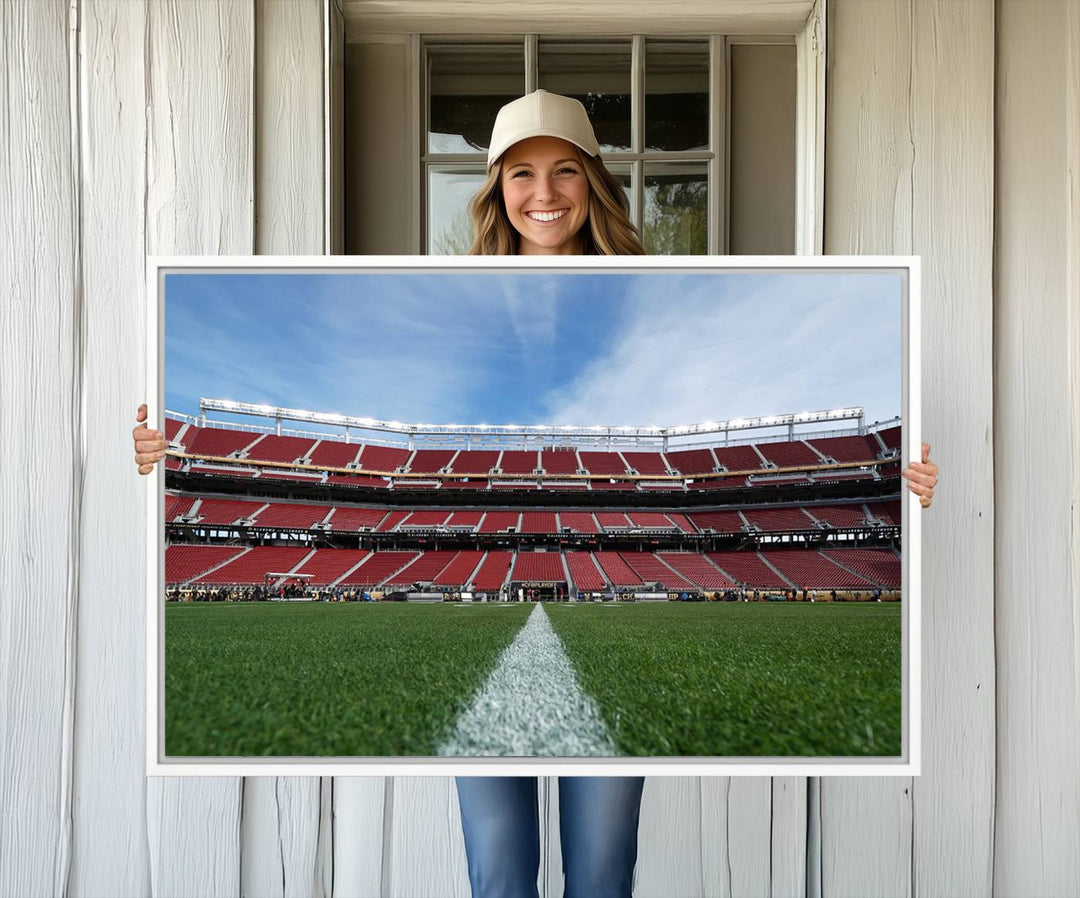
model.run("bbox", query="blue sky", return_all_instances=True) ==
[165,270,902,437]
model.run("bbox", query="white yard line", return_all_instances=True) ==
[437,603,617,757]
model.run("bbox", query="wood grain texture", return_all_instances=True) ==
[994,1,1080,892]
[385,777,470,898]
[697,778,777,898]
[342,0,815,38]
[634,778,704,897]
[770,777,808,897]
[0,1,78,895]
[825,3,996,897]
[244,3,328,895]
[823,3,914,896]
[69,2,152,895]
[332,778,387,897]
[145,1,254,895]
[908,2,995,895]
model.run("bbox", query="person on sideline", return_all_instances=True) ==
[131,89,939,898]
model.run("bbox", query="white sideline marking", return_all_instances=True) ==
[437,603,617,757]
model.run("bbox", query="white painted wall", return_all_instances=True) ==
[2,1,1077,896]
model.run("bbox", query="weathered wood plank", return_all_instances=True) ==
[994,1,1080,892]
[385,777,470,898]
[635,777,705,897]
[69,1,153,895]
[242,2,328,895]
[908,2,995,896]
[145,1,254,894]
[0,1,78,895]
[823,3,914,895]
[332,778,386,897]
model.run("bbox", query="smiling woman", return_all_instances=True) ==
[466,90,645,256]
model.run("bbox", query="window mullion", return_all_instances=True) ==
[631,34,645,234]
[709,35,726,256]
[525,34,537,93]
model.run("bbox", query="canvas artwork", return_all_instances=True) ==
[150,258,917,774]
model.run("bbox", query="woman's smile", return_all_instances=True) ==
[500,136,589,255]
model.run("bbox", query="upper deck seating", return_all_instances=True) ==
[578,451,630,476]
[740,506,817,532]
[664,448,716,475]
[193,498,266,526]
[619,553,695,590]
[434,551,486,586]
[446,511,483,531]
[244,434,316,464]
[398,510,451,528]
[387,551,459,585]
[639,482,685,492]
[712,445,765,472]
[566,552,607,590]
[374,510,410,532]
[626,512,679,530]
[866,501,901,525]
[471,552,513,590]
[326,507,388,532]
[165,418,183,441]
[187,427,261,459]
[589,482,637,491]
[165,458,184,471]
[689,477,746,490]
[521,512,559,534]
[406,449,455,474]
[755,440,822,468]
[596,512,632,530]
[308,439,364,468]
[877,426,901,451]
[491,482,539,490]
[760,549,873,588]
[339,551,419,586]
[664,513,697,533]
[687,510,745,533]
[498,451,538,475]
[559,512,600,534]
[594,552,643,587]
[165,544,245,584]
[805,504,869,528]
[449,450,500,474]
[540,449,580,475]
[511,553,567,583]
[539,483,589,491]
[194,546,311,585]
[250,502,333,530]
[707,552,790,588]
[478,511,521,533]
[621,451,670,475]
[658,553,736,589]
[292,549,371,586]
[807,435,881,463]
[822,548,900,587]
[358,444,411,473]
[166,495,197,521]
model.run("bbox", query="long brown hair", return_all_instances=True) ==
[467,150,645,256]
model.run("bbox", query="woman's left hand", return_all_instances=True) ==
[902,442,938,509]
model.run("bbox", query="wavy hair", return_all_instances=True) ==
[467,151,645,256]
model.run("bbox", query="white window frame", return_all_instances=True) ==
[399,0,825,256]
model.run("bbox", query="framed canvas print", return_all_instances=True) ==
[145,255,920,776]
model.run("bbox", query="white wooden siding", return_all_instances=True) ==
[2,1,1078,897]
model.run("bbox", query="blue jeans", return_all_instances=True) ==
[455,776,646,898]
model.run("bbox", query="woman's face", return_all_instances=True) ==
[499,136,590,255]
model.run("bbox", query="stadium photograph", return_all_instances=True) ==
[158,265,908,762]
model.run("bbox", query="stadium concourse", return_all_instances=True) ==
[162,405,903,603]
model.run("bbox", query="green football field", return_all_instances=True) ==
[164,601,902,758]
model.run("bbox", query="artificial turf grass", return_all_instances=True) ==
[544,601,902,758]
[164,602,532,757]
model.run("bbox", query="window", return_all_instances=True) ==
[421,36,795,256]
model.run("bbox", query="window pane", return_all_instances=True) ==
[538,40,631,153]
[645,40,709,152]
[604,163,634,221]
[428,167,487,254]
[643,163,707,255]
[428,44,524,154]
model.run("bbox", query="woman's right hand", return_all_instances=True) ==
[133,403,167,475]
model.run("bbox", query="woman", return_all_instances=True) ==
[131,90,939,898]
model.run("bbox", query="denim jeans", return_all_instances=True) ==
[455,776,646,898]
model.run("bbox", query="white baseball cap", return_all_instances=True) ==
[486,90,601,169]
